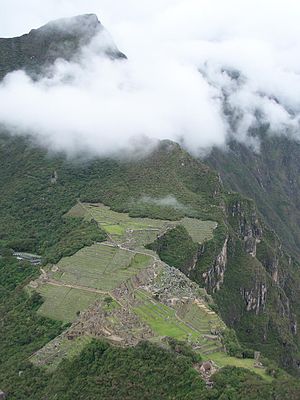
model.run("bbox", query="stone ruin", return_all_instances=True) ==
[67,299,153,346]
[254,351,264,369]
[195,360,219,388]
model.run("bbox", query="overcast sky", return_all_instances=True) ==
[1,0,300,156]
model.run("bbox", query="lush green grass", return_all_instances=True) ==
[204,352,272,382]
[134,290,197,340]
[134,290,216,346]
[54,244,152,291]
[105,224,126,235]
[177,302,224,334]
[36,284,103,322]
[81,203,171,246]
[85,203,166,229]
[72,203,217,247]
[181,217,217,243]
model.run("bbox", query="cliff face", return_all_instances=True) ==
[153,190,300,373]
[206,134,300,260]
[202,236,228,293]
[202,133,300,371]
[205,195,300,372]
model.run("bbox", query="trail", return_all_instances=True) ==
[46,279,108,295]
[44,278,124,307]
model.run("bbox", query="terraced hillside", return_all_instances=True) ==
[2,14,300,398]
[134,290,223,355]
[29,203,270,381]
[33,202,217,323]
[36,285,104,323]
[69,202,217,247]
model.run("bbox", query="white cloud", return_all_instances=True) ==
[0,0,300,157]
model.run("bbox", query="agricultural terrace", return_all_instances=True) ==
[133,290,223,355]
[36,284,104,322]
[52,244,152,291]
[36,204,218,334]
[68,202,217,246]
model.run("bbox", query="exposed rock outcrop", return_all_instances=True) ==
[202,237,228,293]
[241,281,267,315]
[229,198,263,257]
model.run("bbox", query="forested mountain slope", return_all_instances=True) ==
[1,130,300,374]
[207,134,300,260]
[1,14,300,399]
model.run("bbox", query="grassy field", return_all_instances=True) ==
[53,244,152,291]
[36,284,103,322]
[83,203,170,245]
[133,290,223,355]
[177,302,224,334]
[181,218,217,243]
[69,203,217,247]
[134,290,197,340]
[202,352,272,382]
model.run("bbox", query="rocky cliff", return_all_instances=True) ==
[153,190,300,373]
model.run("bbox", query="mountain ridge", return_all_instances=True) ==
[0,13,126,81]
[1,14,300,399]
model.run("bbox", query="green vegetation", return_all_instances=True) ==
[181,217,217,243]
[134,290,198,341]
[192,223,228,286]
[2,20,300,397]
[0,256,63,399]
[134,290,225,356]
[177,302,224,335]
[1,131,298,373]
[207,134,300,260]
[207,353,272,382]
[74,202,217,248]
[53,244,152,291]
[40,340,209,400]
[36,284,104,322]
[213,237,300,371]
[147,225,198,270]
[42,218,107,264]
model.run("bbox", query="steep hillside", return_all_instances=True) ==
[207,134,300,260]
[1,129,300,374]
[148,192,300,372]
[1,14,300,398]
[0,13,125,80]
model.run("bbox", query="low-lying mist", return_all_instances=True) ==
[0,0,300,158]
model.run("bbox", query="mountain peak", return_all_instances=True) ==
[29,14,102,38]
[0,14,126,80]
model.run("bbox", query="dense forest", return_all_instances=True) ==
[1,255,300,399]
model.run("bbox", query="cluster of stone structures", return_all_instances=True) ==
[68,299,153,346]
